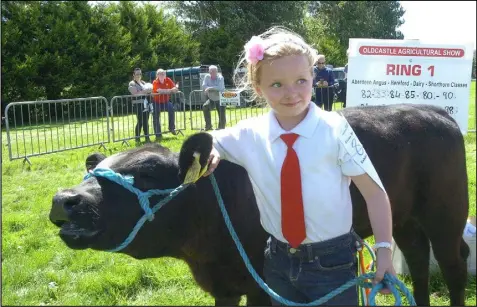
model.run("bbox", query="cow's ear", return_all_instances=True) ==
[178,133,213,182]
[85,153,106,172]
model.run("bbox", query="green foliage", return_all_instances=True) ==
[304,14,345,67]
[1,0,406,112]
[305,1,405,67]
[142,3,200,70]
[169,1,308,84]
[1,0,199,113]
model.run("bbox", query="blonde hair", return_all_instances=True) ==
[233,26,318,103]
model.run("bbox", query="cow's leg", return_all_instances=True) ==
[425,229,468,306]
[214,296,241,306]
[393,219,431,306]
[416,130,469,306]
[246,289,272,306]
[417,174,468,306]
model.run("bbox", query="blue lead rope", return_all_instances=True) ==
[208,174,416,306]
[84,168,188,252]
[84,167,416,305]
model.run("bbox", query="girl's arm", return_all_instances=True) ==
[203,122,250,176]
[351,174,392,245]
[337,114,395,291]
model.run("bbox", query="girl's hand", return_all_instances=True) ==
[203,147,221,177]
[373,248,397,294]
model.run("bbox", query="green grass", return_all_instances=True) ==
[1,84,476,306]
[465,82,476,219]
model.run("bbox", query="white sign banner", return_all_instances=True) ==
[219,90,242,106]
[346,39,473,134]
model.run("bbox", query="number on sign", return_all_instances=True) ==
[390,90,401,99]
[427,65,435,77]
[405,91,415,99]
[423,91,434,99]
[444,106,458,115]
[443,92,454,99]
[361,90,372,99]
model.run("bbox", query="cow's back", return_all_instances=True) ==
[338,104,468,236]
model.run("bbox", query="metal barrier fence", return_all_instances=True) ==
[313,85,342,111]
[188,89,270,131]
[4,97,110,164]
[109,92,186,144]
[3,90,474,163]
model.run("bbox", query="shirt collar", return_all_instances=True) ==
[267,102,321,142]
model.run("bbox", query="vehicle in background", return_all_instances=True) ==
[332,67,345,81]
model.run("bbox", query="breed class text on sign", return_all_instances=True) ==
[347,39,473,134]
[219,91,242,107]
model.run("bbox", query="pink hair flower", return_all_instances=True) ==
[245,36,265,65]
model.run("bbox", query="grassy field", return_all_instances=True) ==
[1,84,476,306]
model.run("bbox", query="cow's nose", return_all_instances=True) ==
[49,190,82,226]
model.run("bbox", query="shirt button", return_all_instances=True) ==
[289,248,297,254]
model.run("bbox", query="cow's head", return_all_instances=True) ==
[49,133,214,259]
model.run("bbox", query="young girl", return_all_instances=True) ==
[204,27,395,305]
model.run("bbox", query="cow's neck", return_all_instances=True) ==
[178,181,225,263]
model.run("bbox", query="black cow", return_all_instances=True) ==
[49,104,470,306]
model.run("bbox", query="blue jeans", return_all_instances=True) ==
[152,101,175,137]
[263,231,359,306]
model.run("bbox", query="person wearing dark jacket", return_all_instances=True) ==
[313,55,335,111]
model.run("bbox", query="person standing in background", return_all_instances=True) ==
[202,65,226,130]
[313,55,335,111]
[128,68,152,143]
[152,68,179,140]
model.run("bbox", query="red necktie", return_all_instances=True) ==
[280,133,306,248]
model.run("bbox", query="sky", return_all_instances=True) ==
[88,1,476,50]
[398,1,476,50]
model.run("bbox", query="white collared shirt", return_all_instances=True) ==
[211,102,366,243]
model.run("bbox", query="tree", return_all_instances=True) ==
[72,2,132,99]
[142,3,200,70]
[305,1,405,66]
[1,1,102,101]
[168,1,308,84]
[2,1,45,107]
[1,0,200,110]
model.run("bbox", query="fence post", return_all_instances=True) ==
[4,97,110,162]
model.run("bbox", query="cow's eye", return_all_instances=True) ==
[137,172,158,181]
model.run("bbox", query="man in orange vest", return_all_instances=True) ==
[152,69,179,140]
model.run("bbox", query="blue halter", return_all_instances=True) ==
[83,167,416,306]
[83,168,190,252]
